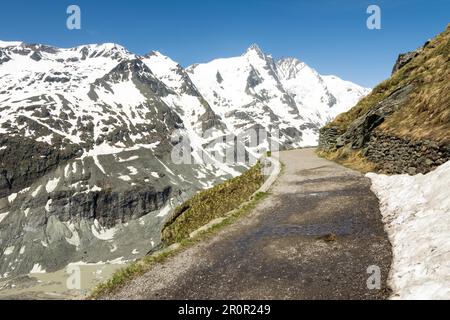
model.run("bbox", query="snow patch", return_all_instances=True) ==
[30,263,46,274]
[45,199,52,212]
[7,193,17,203]
[156,204,172,217]
[127,166,138,175]
[31,185,42,197]
[0,40,22,48]
[93,155,106,175]
[366,161,450,299]
[3,246,14,256]
[150,172,159,178]
[91,219,116,241]
[118,155,139,162]
[0,212,9,223]
[45,177,60,193]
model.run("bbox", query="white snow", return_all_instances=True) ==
[0,40,22,48]
[45,177,60,193]
[30,263,46,274]
[118,175,131,182]
[156,204,172,217]
[64,164,71,178]
[3,246,14,256]
[127,166,138,175]
[65,222,81,247]
[118,155,139,162]
[31,185,42,197]
[18,187,30,194]
[7,193,17,203]
[91,185,102,192]
[91,219,116,241]
[45,199,52,212]
[188,45,369,148]
[93,155,106,175]
[0,212,9,223]
[367,161,450,299]
[150,172,159,178]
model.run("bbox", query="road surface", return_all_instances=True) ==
[104,148,392,299]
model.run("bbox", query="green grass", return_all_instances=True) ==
[161,162,265,245]
[88,164,268,299]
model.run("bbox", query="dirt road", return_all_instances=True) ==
[104,148,392,299]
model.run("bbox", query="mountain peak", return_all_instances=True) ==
[0,40,23,48]
[243,43,265,57]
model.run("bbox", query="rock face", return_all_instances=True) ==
[320,83,414,151]
[319,25,450,175]
[391,51,419,75]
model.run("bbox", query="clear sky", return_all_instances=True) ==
[0,0,448,87]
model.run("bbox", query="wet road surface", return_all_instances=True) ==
[105,148,392,300]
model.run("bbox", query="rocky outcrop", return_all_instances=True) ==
[0,146,227,277]
[391,39,432,75]
[318,104,450,175]
[391,51,419,75]
[0,134,82,198]
[319,25,449,175]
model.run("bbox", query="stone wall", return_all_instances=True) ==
[363,132,450,175]
[318,126,344,151]
[318,128,450,175]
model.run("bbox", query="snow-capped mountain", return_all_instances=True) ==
[0,40,368,279]
[0,41,239,279]
[187,44,370,147]
[276,57,370,125]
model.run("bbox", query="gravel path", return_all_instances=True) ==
[104,148,392,300]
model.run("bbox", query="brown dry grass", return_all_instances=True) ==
[317,148,377,173]
[326,24,450,144]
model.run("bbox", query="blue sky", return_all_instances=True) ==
[0,0,448,87]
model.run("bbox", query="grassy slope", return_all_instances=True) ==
[162,162,265,245]
[89,163,266,299]
[327,24,450,144]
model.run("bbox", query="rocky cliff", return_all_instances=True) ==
[319,25,450,174]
